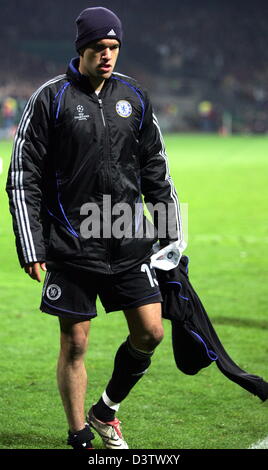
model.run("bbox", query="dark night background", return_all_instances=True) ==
[1,0,268,133]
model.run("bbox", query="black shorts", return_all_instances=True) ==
[40,261,162,321]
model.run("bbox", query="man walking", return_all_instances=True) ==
[6,7,183,449]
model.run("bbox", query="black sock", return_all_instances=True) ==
[93,397,116,422]
[93,337,154,422]
[67,423,94,449]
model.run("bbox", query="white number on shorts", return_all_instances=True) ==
[141,263,159,288]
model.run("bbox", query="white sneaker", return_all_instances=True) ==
[87,407,129,449]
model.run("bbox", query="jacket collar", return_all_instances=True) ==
[66,57,111,97]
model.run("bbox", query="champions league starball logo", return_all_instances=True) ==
[74,104,90,121]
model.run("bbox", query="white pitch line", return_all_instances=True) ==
[249,436,268,449]
[192,234,268,244]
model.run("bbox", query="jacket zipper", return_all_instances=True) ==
[98,98,112,273]
[98,98,106,127]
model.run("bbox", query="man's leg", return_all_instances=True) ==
[104,302,163,407]
[88,303,163,448]
[57,317,94,448]
[124,302,164,351]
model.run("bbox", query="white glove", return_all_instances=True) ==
[151,240,187,271]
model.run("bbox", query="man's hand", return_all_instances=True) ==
[24,262,47,282]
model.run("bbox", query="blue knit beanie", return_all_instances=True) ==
[75,7,123,52]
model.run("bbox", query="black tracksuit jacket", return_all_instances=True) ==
[6,58,183,274]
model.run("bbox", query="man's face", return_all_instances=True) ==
[79,39,120,81]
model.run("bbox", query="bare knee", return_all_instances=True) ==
[133,326,164,352]
[62,335,88,363]
[59,319,89,363]
[125,303,164,352]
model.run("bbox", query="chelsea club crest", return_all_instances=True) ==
[46,284,62,301]
[116,100,132,118]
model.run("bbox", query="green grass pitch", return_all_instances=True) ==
[0,134,268,449]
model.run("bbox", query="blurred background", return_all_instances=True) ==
[1,1,268,450]
[0,0,267,137]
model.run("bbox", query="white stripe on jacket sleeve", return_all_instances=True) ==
[10,75,66,264]
[152,113,183,244]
